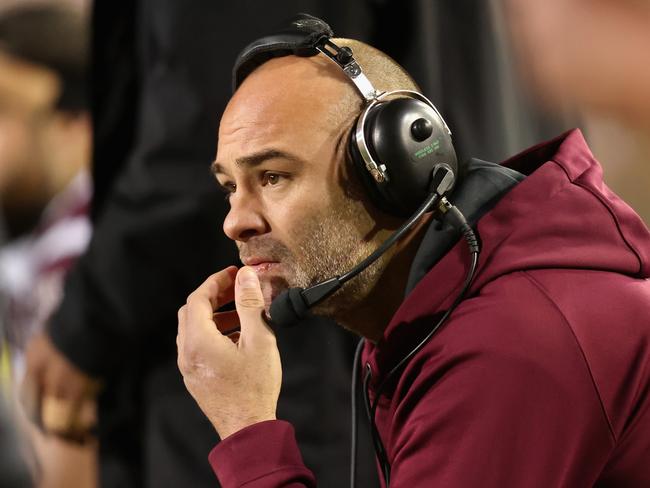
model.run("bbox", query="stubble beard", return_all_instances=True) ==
[238,197,386,323]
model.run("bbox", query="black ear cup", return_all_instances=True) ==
[349,95,458,217]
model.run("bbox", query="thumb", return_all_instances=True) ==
[235,267,272,342]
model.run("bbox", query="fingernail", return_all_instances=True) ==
[238,267,258,286]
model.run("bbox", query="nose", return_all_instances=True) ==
[223,191,268,242]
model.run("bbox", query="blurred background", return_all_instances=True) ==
[0,1,647,487]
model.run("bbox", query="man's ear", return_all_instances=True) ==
[336,123,365,202]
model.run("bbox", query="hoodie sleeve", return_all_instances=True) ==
[208,420,316,487]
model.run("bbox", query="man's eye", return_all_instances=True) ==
[261,172,284,186]
[219,182,236,200]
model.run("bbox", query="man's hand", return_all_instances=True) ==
[22,332,99,441]
[177,266,282,439]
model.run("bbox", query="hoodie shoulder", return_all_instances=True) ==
[502,128,650,279]
[557,130,649,278]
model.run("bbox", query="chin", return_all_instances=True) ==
[258,277,288,309]
[259,281,275,309]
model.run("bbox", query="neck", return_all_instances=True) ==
[335,213,432,342]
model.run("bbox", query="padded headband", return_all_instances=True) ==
[232,13,333,91]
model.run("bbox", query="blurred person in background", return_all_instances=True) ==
[503,0,650,125]
[0,2,96,487]
[20,1,568,487]
[501,0,650,223]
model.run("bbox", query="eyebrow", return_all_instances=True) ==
[212,149,305,176]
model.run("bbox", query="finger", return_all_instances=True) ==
[185,267,238,347]
[42,395,74,434]
[235,267,274,346]
[190,265,238,311]
[177,304,187,352]
[186,266,238,334]
[54,401,97,444]
[177,303,196,373]
[41,395,86,439]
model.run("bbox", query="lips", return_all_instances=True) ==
[253,263,279,273]
[241,256,278,266]
[241,257,280,273]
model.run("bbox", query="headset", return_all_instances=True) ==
[234,13,461,323]
[232,13,480,488]
[234,14,458,219]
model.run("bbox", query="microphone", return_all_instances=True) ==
[269,165,455,329]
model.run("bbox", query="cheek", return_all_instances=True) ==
[265,182,334,242]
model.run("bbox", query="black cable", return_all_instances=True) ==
[297,192,444,313]
[363,202,480,486]
[363,363,391,485]
[348,192,444,488]
[350,338,365,488]
[339,192,441,285]
[299,164,457,312]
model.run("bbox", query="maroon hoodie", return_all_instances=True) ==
[208,129,650,487]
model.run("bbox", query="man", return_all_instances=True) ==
[177,16,650,488]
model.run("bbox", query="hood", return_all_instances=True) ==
[367,129,650,371]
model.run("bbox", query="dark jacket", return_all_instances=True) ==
[208,129,650,487]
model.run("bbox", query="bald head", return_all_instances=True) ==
[224,38,420,140]
[333,38,420,93]
[224,53,351,140]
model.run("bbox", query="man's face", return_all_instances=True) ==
[214,56,386,312]
[0,51,58,203]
